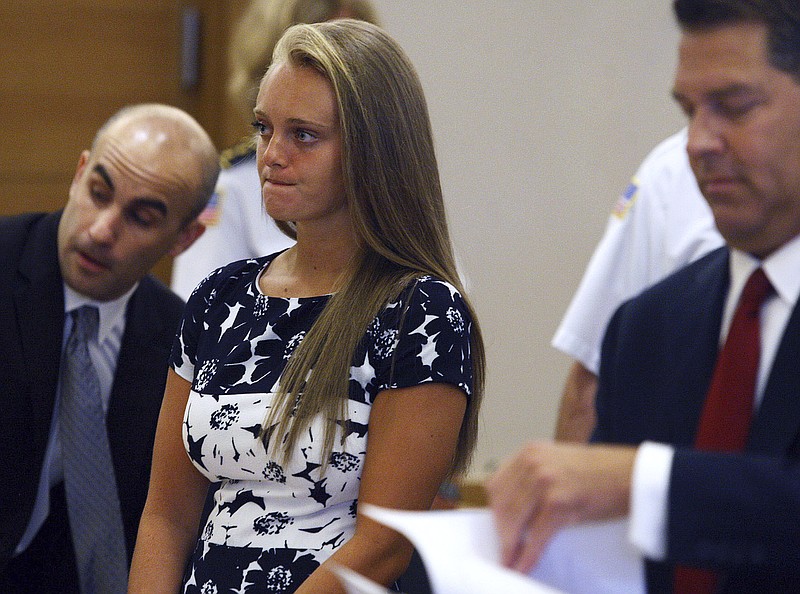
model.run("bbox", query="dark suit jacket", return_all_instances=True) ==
[594,246,800,593]
[0,211,185,575]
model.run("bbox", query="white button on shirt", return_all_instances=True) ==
[629,234,800,559]
[14,283,134,555]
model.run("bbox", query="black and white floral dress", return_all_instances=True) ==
[170,253,474,593]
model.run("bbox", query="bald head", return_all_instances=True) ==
[91,104,220,219]
[58,104,220,301]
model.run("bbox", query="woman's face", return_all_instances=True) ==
[253,62,348,232]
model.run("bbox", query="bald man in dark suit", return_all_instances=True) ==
[0,104,219,593]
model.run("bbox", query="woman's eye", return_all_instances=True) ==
[296,130,316,143]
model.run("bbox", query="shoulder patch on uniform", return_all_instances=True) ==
[612,177,639,219]
[198,187,225,227]
[220,136,257,169]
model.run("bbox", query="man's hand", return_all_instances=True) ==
[485,441,637,573]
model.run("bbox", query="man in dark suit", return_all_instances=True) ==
[0,104,219,593]
[488,1,800,592]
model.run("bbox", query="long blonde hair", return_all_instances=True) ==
[262,20,485,478]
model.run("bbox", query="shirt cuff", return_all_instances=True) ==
[629,441,674,560]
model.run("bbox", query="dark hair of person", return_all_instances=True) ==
[673,0,800,82]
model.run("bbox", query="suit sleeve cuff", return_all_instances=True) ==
[629,441,674,560]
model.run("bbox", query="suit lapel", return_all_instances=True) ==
[748,298,800,456]
[15,213,66,434]
[106,280,178,555]
[107,281,168,453]
[108,284,166,418]
[642,251,731,594]
[668,249,730,445]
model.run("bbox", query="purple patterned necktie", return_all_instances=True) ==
[60,305,128,593]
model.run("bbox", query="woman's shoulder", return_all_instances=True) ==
[368,274,474,395]
[397,274,466,306]
[375,274,470,330]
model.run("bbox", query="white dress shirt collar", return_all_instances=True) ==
[729,234,800,308]
[63,283,137,343]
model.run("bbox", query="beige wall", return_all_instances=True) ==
[371,1,686,478]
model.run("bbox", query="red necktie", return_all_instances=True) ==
[674,267,773,593]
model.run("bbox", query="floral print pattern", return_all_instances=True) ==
[171,254,473,593]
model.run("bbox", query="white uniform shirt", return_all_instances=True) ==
[170,152,295,301]
[552,128,724,374]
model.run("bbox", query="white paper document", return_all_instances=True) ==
[352,505,645,594]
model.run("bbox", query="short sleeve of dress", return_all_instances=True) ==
[169,265,224,382]
[370,276,474,399]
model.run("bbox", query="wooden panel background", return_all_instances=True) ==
[0,0,241,284]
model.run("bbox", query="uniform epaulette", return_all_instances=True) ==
[220,136,257,169]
